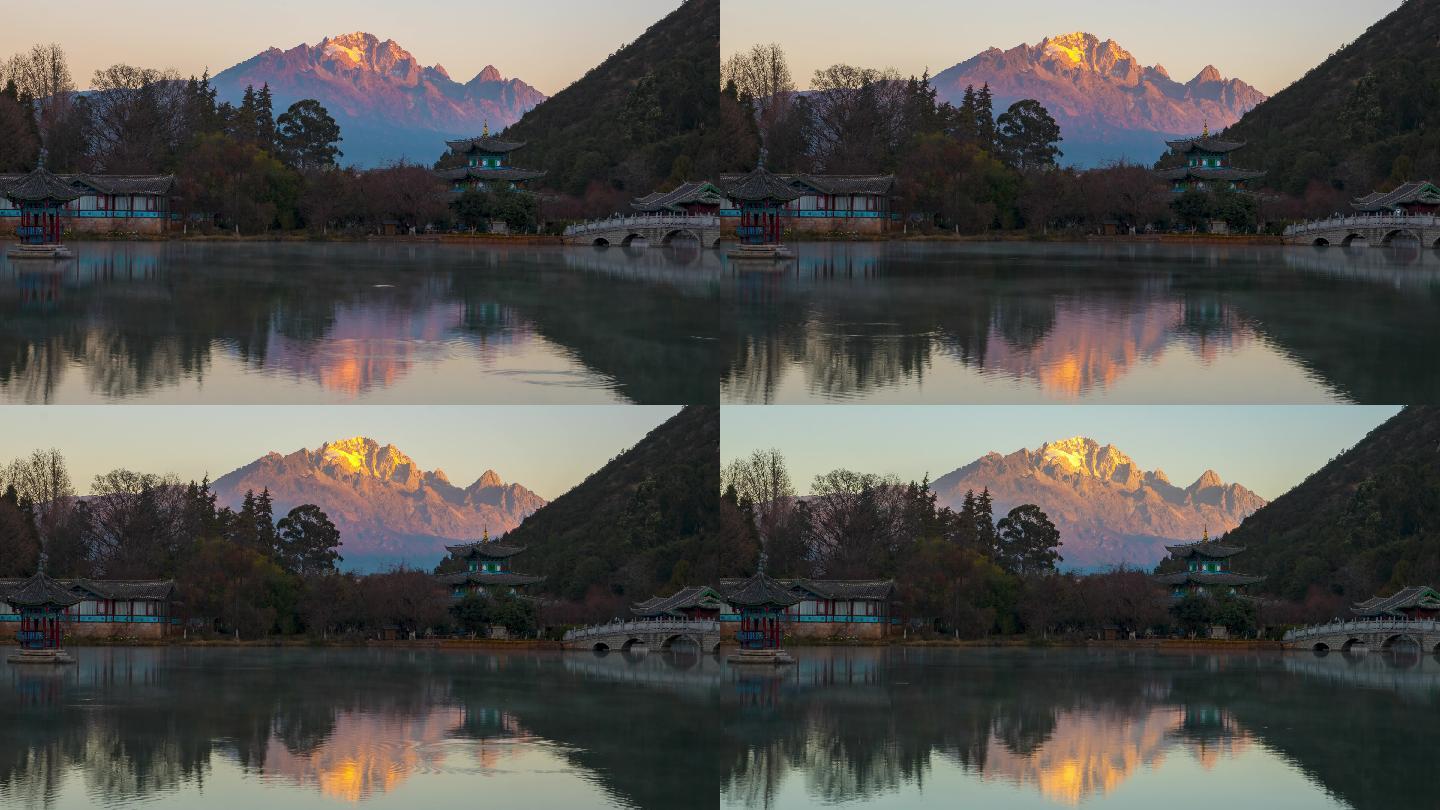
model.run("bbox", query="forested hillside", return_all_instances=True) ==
[1221,406,1440,603]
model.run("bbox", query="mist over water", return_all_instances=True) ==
[721,646,1440,809]
[721,242,1440,404]
[0,242,720,405]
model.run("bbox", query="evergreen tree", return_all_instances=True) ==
[974,83,996,149]
[254,84,277,151]
[276,99,342,169]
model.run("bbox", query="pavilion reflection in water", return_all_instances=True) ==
[722,648,1440,809]
[722,241,1440,404]
[0,241,720,405]
[0,647,715,810]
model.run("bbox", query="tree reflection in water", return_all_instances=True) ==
[0,647,718,809]
[721,242,1440,404]
[0,242,719,405]
[722,647,1440,809]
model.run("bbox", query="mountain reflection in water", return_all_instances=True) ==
[722,647,1440,809]
[0,242,719,405]
[721,242,1440,404]
[0,647,717,810]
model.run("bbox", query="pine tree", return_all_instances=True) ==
[975,84,996,150]
[254,84,277,152]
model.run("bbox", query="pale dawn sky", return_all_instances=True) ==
[0,406,680,500]
[721,406,1401,501]
[722,0,1403,95]
[1,0,684,95]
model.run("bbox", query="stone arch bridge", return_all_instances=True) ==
[1283,214,1440,247]
[1283,618,1440,655]
[563,214,720,248]
[562,618,721,654]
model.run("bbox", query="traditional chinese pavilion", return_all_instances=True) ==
[632,180,725,215]
[722,165,800,259]
[1351,181,1440,214]
[3,569,80,664]
[1351,585,1440,619]
[1157,126,1265,193]
[436,125,546,193]
[632,585,726,620]
[4,166,79,259]
[435,532,545,598]
[1154,531,1264,598]
[724,571,799,665]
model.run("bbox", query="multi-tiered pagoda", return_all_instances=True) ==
[1154,530,1264,599]
[1157,126,1265,194]
[436,532,544,599]
[437,124,546,193]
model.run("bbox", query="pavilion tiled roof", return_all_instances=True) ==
[1154,571,1264,587]
[0,572,82,608]
[631,181,725,212]
[0,172,175,199]
[719,172,894,199]
[1351,181,1440,212]
[435,571,545,587]
[1156,166,1266,182]
[0,577,175,603]
[1351,585,1440,617]
[720,166,802,202]
[1166,136,1246,154]
[437,166,547,183]
[720,572,801,607]
[444,540,527,559]
[788,174,896,196]
[718,578,896,603]
[0,167,82,203]
[1164,540,1246,559]
[445,136,526,154]
[788,579,895,601]
[631,585,725,617]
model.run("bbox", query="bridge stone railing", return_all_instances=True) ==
[1283,617,1440,643]
[563,214,719,238]
[563,618,720,643]
[1283,213,1440,237]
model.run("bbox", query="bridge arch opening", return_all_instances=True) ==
[1311,642,1330,654]
[662,228,700,246]
[591,642,610,653]
[1381,633,1420,652]
[1341,638,1367,654]
[592,237,610,247]
[1341,234,1366,247]
[1312,237,1329,247]
[621,637,646,652]
[1433,640,1440,657]
[621,233,647,247]
[1383,229,1421,246]
[1432,236,1440,250]
[661,633,699,651]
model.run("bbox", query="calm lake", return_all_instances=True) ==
[0,242,719,405]
[0,646,717,810]
[720,242,1440,404]
[721,647,1439,810]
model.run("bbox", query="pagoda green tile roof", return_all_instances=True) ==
[445,136,526,154]
[444,540,527,559]
[437,166,547,183]
[1165,136,1247,154]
